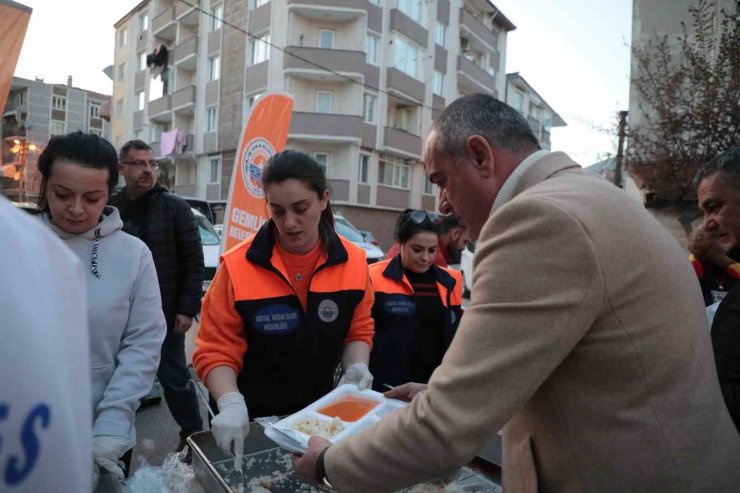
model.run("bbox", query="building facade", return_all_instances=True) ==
[505,73,565,151]
[112,0,514,246]
[1,76,111,202]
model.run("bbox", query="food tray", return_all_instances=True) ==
[264,384,407,453]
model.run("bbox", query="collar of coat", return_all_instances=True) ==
[383,254,457,292]
[246,219,349,270]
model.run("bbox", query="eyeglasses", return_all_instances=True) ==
[121,160,159,170]
[402,209,440,225]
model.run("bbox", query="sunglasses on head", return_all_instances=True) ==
[402,209,440,225]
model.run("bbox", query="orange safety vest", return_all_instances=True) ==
[220,220,371,417]
[368,256,463,391]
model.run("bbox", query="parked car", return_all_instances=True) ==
[334,213,384,263]
[358,230,380,246]
[191,208,220,294]
[183,197,227,226]
[460,239,476,298]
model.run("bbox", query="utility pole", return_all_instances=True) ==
[614,110,628,188]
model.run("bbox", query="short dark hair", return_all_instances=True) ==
[395,209,440,243]
[438,213,465,234]
[694,147,740,188]
[262,150,335,242]
[37,131,119,211]
[431,93,541,158]
[119,139,154,161]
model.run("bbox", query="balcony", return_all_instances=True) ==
[460,8,497,50]
[173,36,198,70]
[389,9,428,47]
[386,68,425,102]
[288,0,368,22]
[148,95,172,122]
[152,6,176,41]
[172,85,196,114]
[383,126,422,157]
[289,112,364,143]
[284,47,368,81]
[249,1,271,33]
[457,56,496,94]
[175,0,199,27]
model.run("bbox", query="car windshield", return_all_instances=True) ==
[334,221,364,242]
[195,214,221,245]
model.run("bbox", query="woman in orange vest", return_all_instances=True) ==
[368,209,463,392]
[193,150,374,459]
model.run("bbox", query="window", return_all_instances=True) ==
[137,91,145,111]
[398,0,422,23]
[208,56,221,81]
[254,0,269,7]
[89,103,100,118]
[90,129,103,137]
[393,36,418,78]
[118,63,126,81]
[313,153,328,173]
[134,129,143,140]
[433,71,444,96]
[50,120,65,136]
[246,92,263,112]
[119,28,127,47]
[16,91,24,106]
[139,13,149,31]
[378,154,409,189]
[358,154,370,184]
[207,107,218,132]
[395,106,414,132]
[316,90,332,113]
[486,65,496,77]
[209,156,221,183]
[366,33,379,65]
[369,0,381,4]
[510,90,524,112]
[251,34,270,64]
[363,93,377,123]
[52,95,67,111]
[151,124,164,142]
[319,29,335,49]
[435,21,446,46]
[139,52,147,71]
[211,4,223,30]
[529,105,541,120]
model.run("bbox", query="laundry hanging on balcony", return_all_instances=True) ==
[160,129,188,157]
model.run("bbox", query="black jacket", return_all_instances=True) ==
[110,186,204,329]
[711,248,740,432]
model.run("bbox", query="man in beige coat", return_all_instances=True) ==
[294,94,740,492]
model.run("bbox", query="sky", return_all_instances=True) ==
[13,0,633,166]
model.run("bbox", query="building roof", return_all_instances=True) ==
[114,0,149,29]
[506,73,566,127]
[585,156,615,175]
[11,76,110,100]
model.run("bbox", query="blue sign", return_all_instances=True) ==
[253,304,301,334]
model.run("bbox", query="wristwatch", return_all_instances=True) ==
[315,447,334,491]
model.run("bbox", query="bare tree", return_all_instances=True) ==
[628,0,740,201]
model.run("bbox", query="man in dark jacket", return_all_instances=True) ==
[111,140,205,449]
[696,147,740,432]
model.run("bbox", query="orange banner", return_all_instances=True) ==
[222,93,294,252]
[0,1,32,113]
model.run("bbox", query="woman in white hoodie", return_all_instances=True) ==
[37,131,166,480]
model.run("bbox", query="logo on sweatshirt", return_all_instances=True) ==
[242,138,275,199]
[318,299,339,323]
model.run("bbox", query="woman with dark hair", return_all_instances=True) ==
[194,150,375,459]
[368,209,463,392]
[36,131,166,480]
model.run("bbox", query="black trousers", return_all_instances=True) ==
[157,330,203,440]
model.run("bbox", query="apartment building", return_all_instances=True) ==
[112,0,514,245]
[0,76,111,202]
[505,73,565,151]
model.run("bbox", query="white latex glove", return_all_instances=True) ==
[339,362,374,390]
[92,435,130,481]
[212,392,250,461]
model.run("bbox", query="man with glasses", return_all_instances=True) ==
[110,140,204,456]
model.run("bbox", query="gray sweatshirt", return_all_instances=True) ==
[41,206,166,445]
